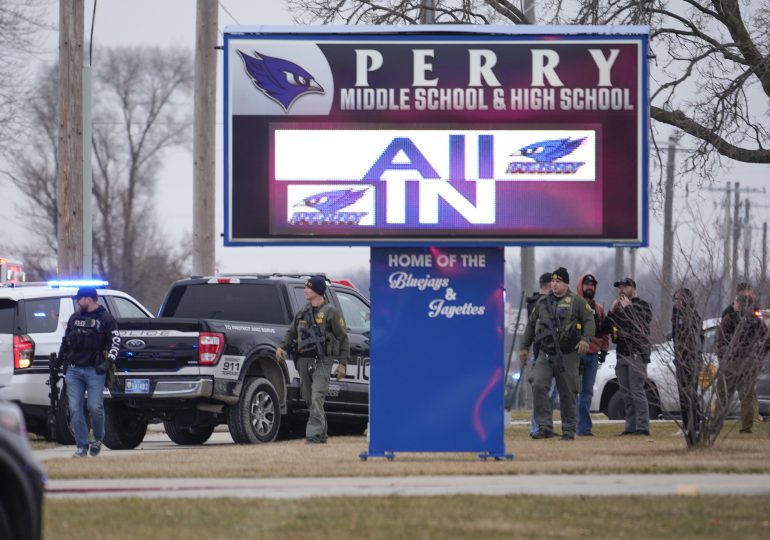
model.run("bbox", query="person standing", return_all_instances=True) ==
[671,288,703,444]
[715,294,769,433]
[519,267,595,441]
[54,286,121,458]
[600,277,653,436]
[525,272,559,436]
[575,273,610,437]
[276,276,349,444]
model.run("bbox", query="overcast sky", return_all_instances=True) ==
[1,0,768,287]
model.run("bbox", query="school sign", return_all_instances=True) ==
[224,25,648,246]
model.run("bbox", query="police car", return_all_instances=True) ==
[0,280,152,443]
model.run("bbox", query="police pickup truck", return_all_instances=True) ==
[103,275,370,449]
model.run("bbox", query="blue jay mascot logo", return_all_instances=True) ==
[238,50,324,111]
[290,188,370,225]
[507,137,587,174]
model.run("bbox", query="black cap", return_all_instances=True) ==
[305,276,327,296]
[538,272,552,286]
[75,286,98,299]
[551,267,569,284]
[613,277,636,288]
[583,274,598,285]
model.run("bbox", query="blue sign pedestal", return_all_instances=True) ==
[361,247,512,461]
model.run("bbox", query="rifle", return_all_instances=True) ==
[539,295,566,373]
[298,307,326,373]
[45,352,60,441]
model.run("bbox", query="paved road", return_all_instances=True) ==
[46,474,770,499]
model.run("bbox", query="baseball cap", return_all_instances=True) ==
[538,272,552,286]
[583,274,598,285]
[613,277,636,288]
[75,286,98,299]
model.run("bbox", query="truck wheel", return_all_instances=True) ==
[606,391,626,420]
[227,377,281,444]
[53,384,76,445]
[163,417,216,445]
[103,402,148,450]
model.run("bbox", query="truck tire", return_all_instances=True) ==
[163,417,216,445]
[606,391,626,420]
[103,402,148,450]
[53,384,76,446]
[227,377,281,444]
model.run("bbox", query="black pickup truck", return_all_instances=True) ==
[102,275,370,449]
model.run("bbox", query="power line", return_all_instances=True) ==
[218,1,239,24]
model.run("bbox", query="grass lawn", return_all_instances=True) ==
[44,495,770,540]
[42,420,770,479]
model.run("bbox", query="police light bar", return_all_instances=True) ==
[47,279,109,288]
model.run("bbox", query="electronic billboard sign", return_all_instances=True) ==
[224,25,649,246]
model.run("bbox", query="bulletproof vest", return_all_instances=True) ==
[535,295,582,354]
[67,315,105,351]
[297,304,334,357]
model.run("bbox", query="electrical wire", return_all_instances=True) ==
[89,0,97,66]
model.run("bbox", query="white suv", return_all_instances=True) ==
[591,318,721,419]
[0,282,152,442]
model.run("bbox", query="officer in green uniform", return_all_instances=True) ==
[519,267,595,440]
[276,276,349,444]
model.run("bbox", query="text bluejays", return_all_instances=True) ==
[354,48,624,88]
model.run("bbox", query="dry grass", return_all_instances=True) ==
[42,421,770,480]
[44,495,770,540]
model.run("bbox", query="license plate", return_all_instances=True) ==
[327,383,340,397]
[125,379,150,394]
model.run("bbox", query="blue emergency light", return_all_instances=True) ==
[47,279,109,288]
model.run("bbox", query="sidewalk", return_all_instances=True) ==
[46,473,770,499]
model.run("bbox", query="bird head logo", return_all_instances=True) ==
[511,137,586,164]
[295,189,368,215]
[238,50,324,112]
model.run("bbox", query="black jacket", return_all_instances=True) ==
[600,297,653,358]
[57,305,121,369]
[671,306,703,363]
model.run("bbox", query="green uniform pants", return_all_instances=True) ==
[531,350,580,435]
[298,356,333,442]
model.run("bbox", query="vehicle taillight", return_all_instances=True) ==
[198,332,224,365]
[14,334,34,369]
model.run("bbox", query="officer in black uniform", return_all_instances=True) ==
[275,276,349,444]
[54,286,120,457]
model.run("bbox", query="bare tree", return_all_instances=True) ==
[90,46,194,298]
[1,46,193,307]
[0,1,48,150]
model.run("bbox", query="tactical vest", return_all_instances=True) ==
[534,295,583,354]
[296,303,341,358]
[67,315,105,351]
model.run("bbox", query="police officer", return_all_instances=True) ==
[519,267,595,440]
[54,286,121,458]
[275,276,349,444]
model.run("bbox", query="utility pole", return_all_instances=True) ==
[420,0,435,23]
[660,134,677,333]
[704,182,765,308]
[192,0,218,277]
[732,182,741,294]
[723,184,732,307]
[57,0,84,278]
[519,0,536,301]
[762,222,768,305]
[743,199,750,283]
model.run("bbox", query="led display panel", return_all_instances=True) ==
[224,26,648,245]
